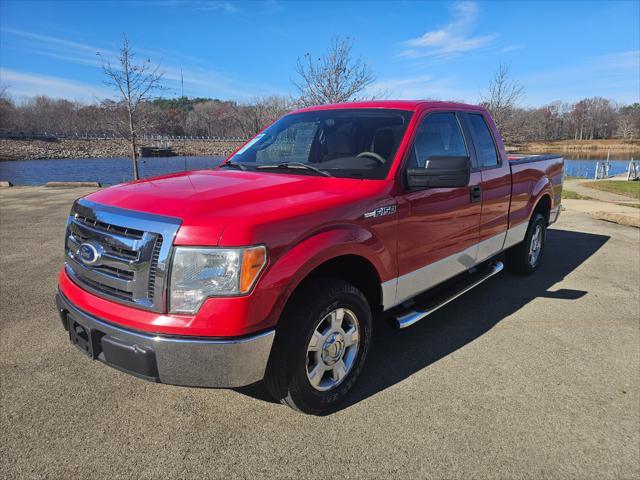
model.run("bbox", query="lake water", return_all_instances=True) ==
[0,155,636,185]
[563,159,631,178]
[0,156,224,186]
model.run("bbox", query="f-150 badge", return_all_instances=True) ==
[364,205,397,218]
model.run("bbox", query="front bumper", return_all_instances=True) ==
[55,292,275,388]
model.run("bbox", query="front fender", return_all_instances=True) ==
[256,225,393,328]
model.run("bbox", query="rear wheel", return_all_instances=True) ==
[506,213,547,275]
[264,278,372,414]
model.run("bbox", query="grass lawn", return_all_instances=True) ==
[562,189,593,200]
[580,180,640,200]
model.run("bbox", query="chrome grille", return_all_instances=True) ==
[79,275,134,302]
[64,199,181,312]
[74,214,145,239]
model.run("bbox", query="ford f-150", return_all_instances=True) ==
[56,101,564,414]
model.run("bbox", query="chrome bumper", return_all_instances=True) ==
[55,292,275,388]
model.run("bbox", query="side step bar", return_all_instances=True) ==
[392,261,504,329]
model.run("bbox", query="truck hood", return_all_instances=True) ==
[84,169,364,245]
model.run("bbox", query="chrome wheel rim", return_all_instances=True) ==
[306,307,360,392]
[529,224,543,266]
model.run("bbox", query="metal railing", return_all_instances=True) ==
[627,159,639,181]
[0,132,248,142]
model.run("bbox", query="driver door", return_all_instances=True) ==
[394,111,482,305]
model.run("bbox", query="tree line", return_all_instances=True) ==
[480,64,639,145]
[3,89,637,144]
[0,84,292,140]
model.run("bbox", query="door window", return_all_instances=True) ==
[407,113,468,168]
[468,114,499,168]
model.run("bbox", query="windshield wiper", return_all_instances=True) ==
[256,162,333,177]
[219,160,247,171]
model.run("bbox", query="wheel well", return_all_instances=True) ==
[300,255,382,312]
[533,194,551,225]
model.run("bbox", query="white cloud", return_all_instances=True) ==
[595,50,640,71]
[2,28,117,57]
[366,75,474,102]
[133,1,238,13]
[0,28,275,100]
[367,75,434,98]
[1,28,117,68]
[401,1,496,58]
[520,50,640,106]
[0,68,112,101]
[195,1,238,13]
[501,44,524,53]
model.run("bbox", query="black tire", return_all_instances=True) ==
[264,278,372,415]
[506,212,547,275]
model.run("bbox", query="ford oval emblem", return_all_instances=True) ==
[77,242,101,265]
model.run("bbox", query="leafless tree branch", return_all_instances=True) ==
[98,34,164,179]
[292,37,375,107]
[480,63,525,143]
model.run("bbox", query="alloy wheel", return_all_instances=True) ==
[305,307,360,392]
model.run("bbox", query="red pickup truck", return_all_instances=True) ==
[56,101,563,414]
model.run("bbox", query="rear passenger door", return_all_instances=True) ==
[463,112,512,262]
[394,111,482,305]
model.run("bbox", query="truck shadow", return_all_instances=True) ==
[238,228,609,414]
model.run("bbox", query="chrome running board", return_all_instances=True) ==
[392,261,504,329]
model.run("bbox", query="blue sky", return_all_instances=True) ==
[1,0,638,106]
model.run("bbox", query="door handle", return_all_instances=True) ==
[470,186,482,203]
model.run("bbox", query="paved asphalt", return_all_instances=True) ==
[1,187,639,479]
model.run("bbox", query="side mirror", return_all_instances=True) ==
[406,156,471,189]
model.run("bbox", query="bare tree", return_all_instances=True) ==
[481,63,525,143]
[0,84,15,132]
[293,37,375,107]
[570,97,617,140]
[99,34,164,180]
[617,113,637,139]
[618,104,640,140]
[234,96,291,137]
[186,100,240,137]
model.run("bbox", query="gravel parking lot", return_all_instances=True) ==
[1,187,639,479]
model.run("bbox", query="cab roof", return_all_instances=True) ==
[292,100,485,114]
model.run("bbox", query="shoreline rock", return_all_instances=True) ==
[0,138,244,161]
[45,181,102,188]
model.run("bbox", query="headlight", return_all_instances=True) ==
[169,246,267,314]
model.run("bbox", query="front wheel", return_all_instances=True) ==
[506,212,547,275]
[264,278,372,414]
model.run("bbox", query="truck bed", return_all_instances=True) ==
[507,154,564,228]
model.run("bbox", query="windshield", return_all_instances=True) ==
[228,109,413,179]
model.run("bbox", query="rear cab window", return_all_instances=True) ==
[467,113,500,168]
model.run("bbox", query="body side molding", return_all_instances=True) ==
[382,223,527,310]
